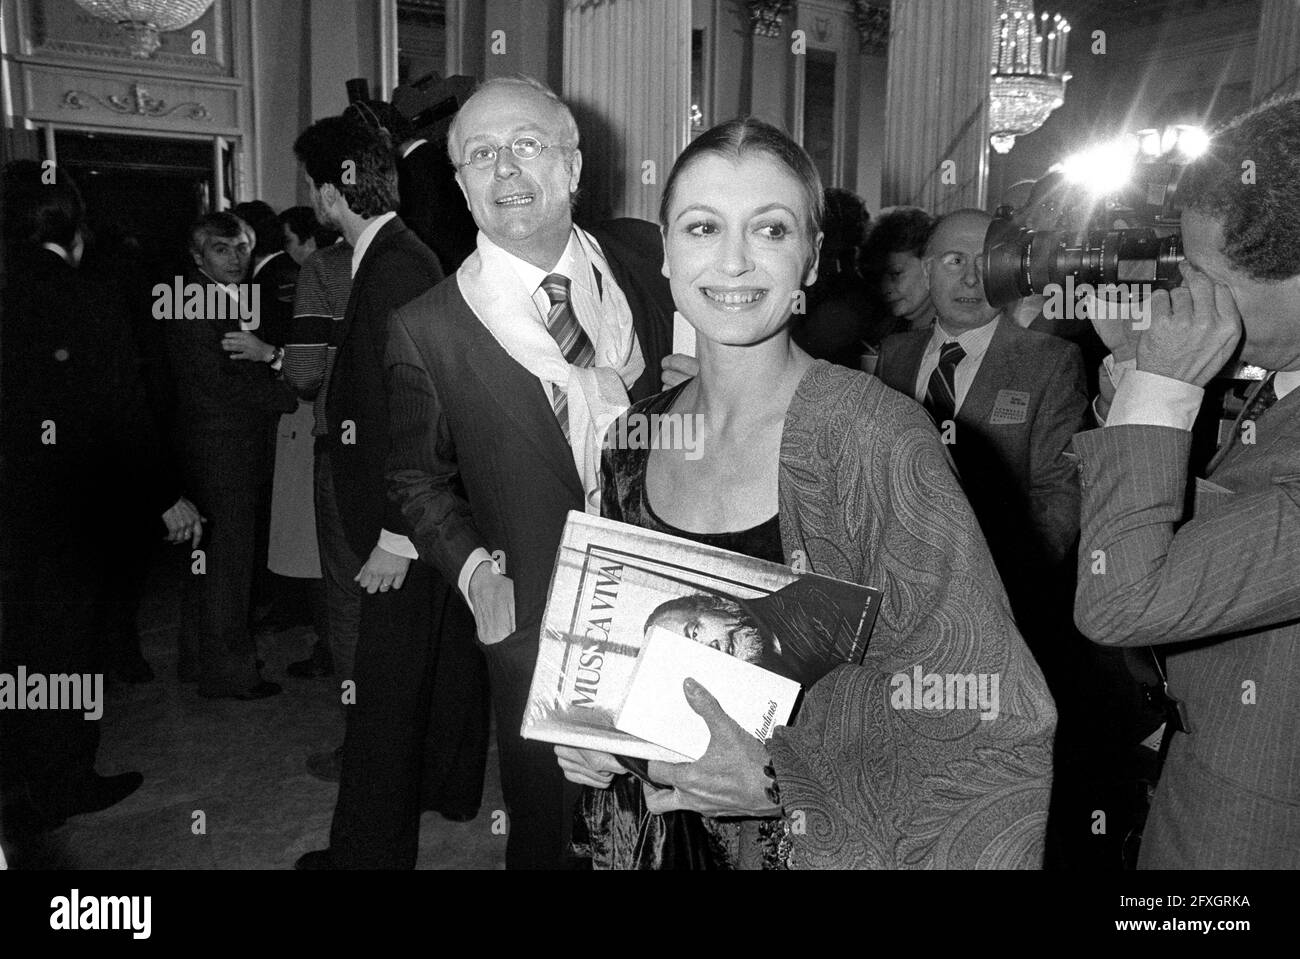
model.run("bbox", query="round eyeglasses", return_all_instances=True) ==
[459,136,567,170]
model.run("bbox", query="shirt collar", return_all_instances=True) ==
[252,249,284,278]
[1273,370,1300,401]
[351,211,399,278]
[926,313,1001,362]
[40,242,74,265]
[481,229,597,301]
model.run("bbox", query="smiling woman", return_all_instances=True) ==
[558,117,1057,870]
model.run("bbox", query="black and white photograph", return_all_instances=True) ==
[0,0,1294,938]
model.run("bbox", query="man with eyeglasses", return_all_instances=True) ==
[383,75,678,869]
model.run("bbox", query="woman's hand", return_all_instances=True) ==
[644,678,783,818]
[555,745,626,788]
[222,330,275,363]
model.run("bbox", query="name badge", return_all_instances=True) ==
[989,389,1030,425]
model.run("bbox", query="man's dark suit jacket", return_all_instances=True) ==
[877,317,1089,589]
[385,219,672,631]
[2,248,178,548]
[251,250,299,347]
[323,215,444,558]
[384,218,673,868]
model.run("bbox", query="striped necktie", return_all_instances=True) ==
[540,272,596,440]
[923,341,966,425]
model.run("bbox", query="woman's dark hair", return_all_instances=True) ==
[860,206,935,274]
[658,116,825,242]
[2,159,84,252]
[280,205,339,248]
[293,115,399,219]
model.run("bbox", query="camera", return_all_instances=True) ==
[982,218,1185,308]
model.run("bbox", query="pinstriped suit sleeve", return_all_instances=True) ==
[385,306,484,585]
[1073,424,1300,644]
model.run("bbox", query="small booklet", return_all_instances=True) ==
[521,511,882,762]
[615,626,800,761]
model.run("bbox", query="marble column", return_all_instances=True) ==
[882,0,994,214]
[562,0,692,221]
[1251,0,1300,104]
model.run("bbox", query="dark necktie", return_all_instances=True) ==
[923,341,966,425]
[540,273,596,441]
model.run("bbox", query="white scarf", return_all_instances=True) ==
[457,227,645,512]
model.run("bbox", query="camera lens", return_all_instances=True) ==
[983,219,1185,307]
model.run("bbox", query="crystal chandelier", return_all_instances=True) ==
[988,0,1071,154]
[73,0,216,58]
[746,0,792,39]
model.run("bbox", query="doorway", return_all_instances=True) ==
[53,131,217,281]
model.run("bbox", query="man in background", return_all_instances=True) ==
[293,115,487,870]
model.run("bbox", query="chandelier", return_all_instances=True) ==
[746,0,791,39]
[72,0,216,58]
[988,0,1071,154]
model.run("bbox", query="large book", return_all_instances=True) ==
[521,511,882,763]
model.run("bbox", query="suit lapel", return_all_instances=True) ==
[890,331,929,400]
[959,318,1013,427]
[1210,386,1300,482]
[460,305,585,498]
[339,217,405,348]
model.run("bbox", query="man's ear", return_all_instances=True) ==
[190,247,205,269]
[454,170,469,207]
[660,226,672,279]
[319,182,341,216]
[568,148,583,196]
[921,254,934,287]
[803,231,825,288]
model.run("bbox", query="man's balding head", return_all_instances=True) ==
[448,75,583,269]
[924,209,1000,333]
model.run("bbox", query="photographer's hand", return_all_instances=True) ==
[1139,265,1241,388]
[1088,289,1142,363]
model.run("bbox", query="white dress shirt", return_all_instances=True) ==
[1105,359,1299,430]
[912,315,1002,413]
[252,249,286,279]
[401,138,429,159]
[457,231,608,609]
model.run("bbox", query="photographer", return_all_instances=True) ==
[1073,94,1300,869]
